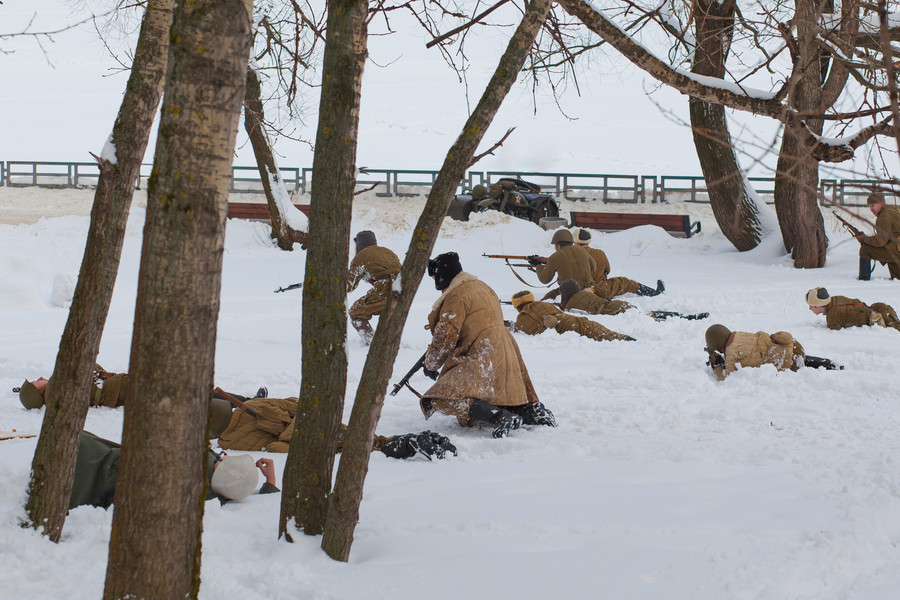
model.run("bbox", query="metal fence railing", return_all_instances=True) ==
[0,160,893,207]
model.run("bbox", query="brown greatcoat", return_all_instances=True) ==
[859,205,900,279]
[564,288,631,316]
[713,331,806,381]
[824,295,900,331]
[422,272,539,412]
[514,299,631,342]
[217,397,391,453]
[348,245,402,321]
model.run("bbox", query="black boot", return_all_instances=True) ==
[636,279,664,297]
[509,402,557,427]
[468,399,523,438]
[858,257,872,281]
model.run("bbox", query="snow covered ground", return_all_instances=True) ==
[1,187,900,600]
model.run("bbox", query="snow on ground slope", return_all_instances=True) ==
[1,188,899,600]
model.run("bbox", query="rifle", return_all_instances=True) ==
[390,352,427,397]
[804,355,844,371]
[214,387,259,418]
[482,253,547,267]
[274,283,302,293]
[832,211,863,239]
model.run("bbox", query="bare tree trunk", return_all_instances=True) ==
[23,0,172,543]
[774,2,829,268]
[102,1,252,597]
[689,0,763,251]
[244,65,308,250]
[279,0,367,538]
[320,0,553,562]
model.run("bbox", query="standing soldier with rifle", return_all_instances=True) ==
[834,192,900,280]
[347,230,402,344]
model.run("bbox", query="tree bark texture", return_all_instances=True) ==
[774,2,839,268]
[102,1,252,598]
[689,0,763,252]
[279,0,367,538]
[320,0,553,562]
[244,65,307,250]
[24,0,172,543]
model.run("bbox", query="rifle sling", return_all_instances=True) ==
[504,258,555,288]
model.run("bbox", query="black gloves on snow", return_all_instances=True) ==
[379,431,457,460]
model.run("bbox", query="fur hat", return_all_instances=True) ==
[210,454,259,501]
[18,379,46,410]
[511,290,534,309]
[427,252,462,291]
[806,287,831,307]
[867,192,885,205]
[551,229,574,245]
[354,230,377,253]
[704,324,732,352]
[575,228,592,244]
[559,279,582,309]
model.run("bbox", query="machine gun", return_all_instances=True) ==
[804,355,844,371]
[832,211,863,239]
[390,352,427,397]
[274,282,302,293]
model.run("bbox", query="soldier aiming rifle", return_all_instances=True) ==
[833,192,900,280]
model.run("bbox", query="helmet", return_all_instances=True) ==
[704,324,732,352]
[19,380,46,410]
[551,229,574,245]
[209,397,234,439]
[805,287,830,307]
[471,184,488,199]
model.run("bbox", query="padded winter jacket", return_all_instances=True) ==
[713,331,805,381]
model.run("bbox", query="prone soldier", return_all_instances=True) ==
[806,287,900,332]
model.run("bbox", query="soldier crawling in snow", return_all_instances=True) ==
[509,290,635,342]
[704,324,806,381]
[805,286,900,332]
[210,394,456,460]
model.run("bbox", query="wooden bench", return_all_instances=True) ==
[570,211,700,238]
[227,202,310,221]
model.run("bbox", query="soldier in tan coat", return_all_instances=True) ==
[532,229,596,300]
[559,278,632,316]
[19,367,136,410]
[574,228,664,297]
[704,324,806,381]
[806,287,900,332]
[558,279,708,321]
[511,290,635,342]
[348,230,402,344]
[214,396,457,460]
[856,192,900,280]
[421,252,556,438]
